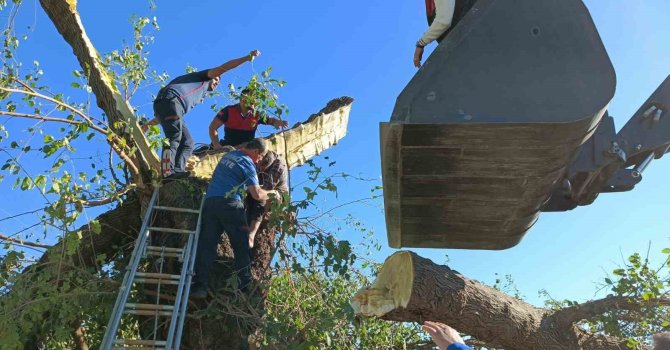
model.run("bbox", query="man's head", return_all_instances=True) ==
[258,150,277,171]
[240,88,256,111]
[208,76,220,91]
[241,138,268,164]
[654,333,670,350]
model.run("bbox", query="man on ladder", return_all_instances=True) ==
[191,138,278,298]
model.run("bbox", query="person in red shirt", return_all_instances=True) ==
[208,88,288,149]
[414,0,477,67]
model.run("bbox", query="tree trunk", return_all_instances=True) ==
[38,0,160,178]
[351,251,644,350]
[146,180,277,350]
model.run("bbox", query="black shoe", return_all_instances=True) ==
[163,171,191,181]
[189,284,208,299]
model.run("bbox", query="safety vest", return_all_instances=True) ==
[226,104,261,131]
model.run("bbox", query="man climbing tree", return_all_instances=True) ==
[143,50,261,179]
[208,88,289,150]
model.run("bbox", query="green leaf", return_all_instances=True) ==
[90,220,101,234]
[70,82,80,88]
[662,248,670,254]
[34,175,47,190]
[20,176,32,190]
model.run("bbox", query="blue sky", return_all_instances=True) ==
[1,0,669,307]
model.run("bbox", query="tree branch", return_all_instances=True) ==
[352,251,646,350]
[0,89,140,177]
[0,86,106,130]
[72,184,137,208]
[552,295,670,325]
[0,232,51,248]
[0,110,97,129]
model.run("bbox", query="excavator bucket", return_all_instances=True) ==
[381,0,616,249]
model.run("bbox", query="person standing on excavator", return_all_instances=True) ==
[142,50,261,179]
[414,0,477,68]
[208,88,288,150]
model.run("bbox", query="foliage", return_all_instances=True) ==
[262,269,427,349]
[542,247,670,348]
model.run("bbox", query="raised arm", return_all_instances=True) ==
[206,50,261,79]
[208,118,224,150]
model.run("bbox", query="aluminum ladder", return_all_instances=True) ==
[100,187,205,350]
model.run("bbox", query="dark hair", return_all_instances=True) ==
[241,88,251,95]
[244,138,268,155]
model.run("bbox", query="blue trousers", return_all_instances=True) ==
[194,197,251,292]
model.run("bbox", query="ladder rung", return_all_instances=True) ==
[114,339,167,346]
[146,246,184,253]
[147,227,196,235]
[153,205,200,214]
[136,272,181,280]
[126,303,175,311]
[135,278,181,285]
[144,252,182,259]
[124,309,173,317]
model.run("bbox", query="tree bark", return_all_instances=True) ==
[188,96,354,178]
[38,0,160,179]
[351,251,646,350]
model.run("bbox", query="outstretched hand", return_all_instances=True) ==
[249,50,261,61]
[422,321,465,350]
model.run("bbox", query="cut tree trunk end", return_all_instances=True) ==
[351,251,643,350]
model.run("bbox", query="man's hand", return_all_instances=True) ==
[414,46,425,68]
[249,50,261,61]
[212,142,223,151]
[268,190,279,200]
[275,119,289,129]
[422,321,465,350]
[141,124,149,133]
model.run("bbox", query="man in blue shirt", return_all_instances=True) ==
[191,138,278,298]
[143,50,260,179]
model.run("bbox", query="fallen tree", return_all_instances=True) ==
[352,251,665,350]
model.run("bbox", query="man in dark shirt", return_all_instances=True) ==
[208,88,288,149]
[143,50,260,178]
